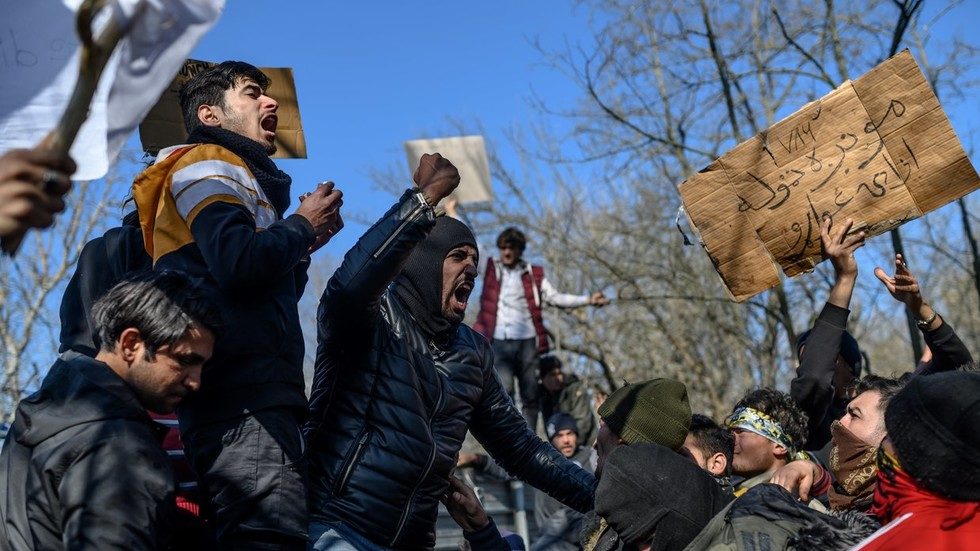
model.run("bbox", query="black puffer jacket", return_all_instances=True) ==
[306,190,596,550]
[0,352,174,550]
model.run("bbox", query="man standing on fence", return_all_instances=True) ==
[473,227,608,429]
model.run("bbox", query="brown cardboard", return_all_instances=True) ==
[678,50,980,302]
[138,59,306,159]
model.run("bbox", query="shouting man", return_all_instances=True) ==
[132,60,344,547]
[305,153,595,550]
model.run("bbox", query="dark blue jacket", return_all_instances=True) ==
[306,190,596,550]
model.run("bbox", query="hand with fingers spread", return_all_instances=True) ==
[874,254,939,330]
[820,217,865,309]
[413,153,460,206]
[0,148,75,237]
[440,475,489,533]
[296,181,344,254]
[769,460,823,502]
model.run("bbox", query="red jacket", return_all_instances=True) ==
[473,258,549,353]
[854,466,980,550]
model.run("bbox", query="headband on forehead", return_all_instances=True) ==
[725,406,799,456]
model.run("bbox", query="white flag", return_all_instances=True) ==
[0,0,225,181]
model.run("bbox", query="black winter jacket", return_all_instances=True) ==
[0,353,174,550]
[306,190,597,550]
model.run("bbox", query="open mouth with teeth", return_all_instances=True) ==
[451,280,474,313]
[260,114,278,139]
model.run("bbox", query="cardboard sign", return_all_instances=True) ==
[138,59,306,158]
[404,135,493,205]
[678,50,980,302]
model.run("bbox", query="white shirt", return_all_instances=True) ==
[492,262,591,340]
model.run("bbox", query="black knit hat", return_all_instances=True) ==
[885,371,980,501]
[393,215,477,339]
[597,378,691,450]
[596,443,733,550]
[796,329,863,377]
[546,412,579,441]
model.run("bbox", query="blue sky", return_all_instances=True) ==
[177,1,594,254]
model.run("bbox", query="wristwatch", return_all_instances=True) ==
[916,308,938,330]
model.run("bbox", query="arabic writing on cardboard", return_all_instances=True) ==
[679,50,980,302]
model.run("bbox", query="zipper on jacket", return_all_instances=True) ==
[390,362,445,545]
[333,429,371,496]
[372,196,427,260]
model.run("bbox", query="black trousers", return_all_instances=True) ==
[492,337,541,430]
[182,407,308,551]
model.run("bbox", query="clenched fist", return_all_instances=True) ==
[413,153,460,206]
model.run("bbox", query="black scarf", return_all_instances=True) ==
[186,125,292,217]
[393,216,477,342]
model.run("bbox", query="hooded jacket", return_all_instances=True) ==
[306,190,596,550]
[0,353,174,550]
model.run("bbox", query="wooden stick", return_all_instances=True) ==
[2,0,128,255]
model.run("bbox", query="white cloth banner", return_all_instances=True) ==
[0,0,225,180]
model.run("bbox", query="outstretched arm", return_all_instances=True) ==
[470,347,596,513]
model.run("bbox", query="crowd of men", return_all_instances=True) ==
[0,60,976,551]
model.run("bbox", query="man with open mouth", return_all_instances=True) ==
[305,153,597,550]
[131,60,345,549]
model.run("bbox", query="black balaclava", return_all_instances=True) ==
[393,216,477,342]
[186,125,292,218]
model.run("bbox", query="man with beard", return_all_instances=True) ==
[770,376,905,512]
[532,413,594,551]
[305,153,595,550]
[0,272,220,550]
[132,61,344,548]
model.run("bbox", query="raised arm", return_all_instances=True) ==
[874,253,974,374]
[790,218,864,448]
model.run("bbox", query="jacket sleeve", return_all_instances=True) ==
[470,345,597,514]
[317,189,435,330]
[790,303,849,449]
[59,434,174,550]
[463,517,512,551]
[917,319,974,375]
[188,201,315,294]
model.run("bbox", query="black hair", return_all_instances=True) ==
[178,60,270,134]
[496,227,527,252]
[688,414,734,476]
[538,355,563,376]
[849,375,906,412]
[733,388,809,451]
[91,271,222,358]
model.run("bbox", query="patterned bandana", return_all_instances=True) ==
[828,420,878,511]
[725,406,800,457]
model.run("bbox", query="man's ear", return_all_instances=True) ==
[772,441,789,460]
[197,103,222,127]
[707,452,728,477]
[118,327,144,364]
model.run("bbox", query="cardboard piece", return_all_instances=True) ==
[678,50,980,302]
[404,135,493,205]
[138,59,306,159]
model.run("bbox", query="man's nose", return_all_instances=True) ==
[185,366,202,392]
[262,94,279,111]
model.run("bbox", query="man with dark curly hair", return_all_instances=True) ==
[725,388,816,497]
